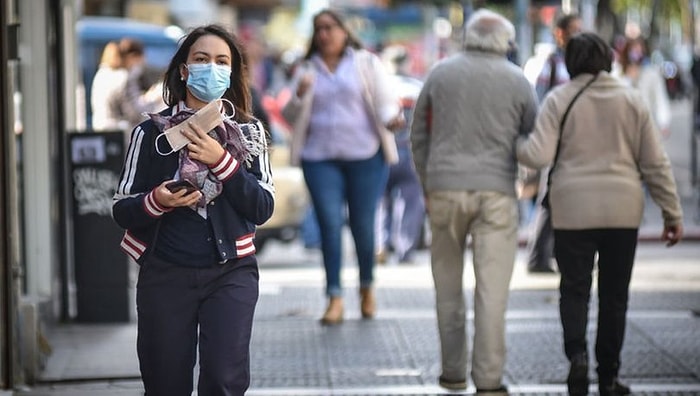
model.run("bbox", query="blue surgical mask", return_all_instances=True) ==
[186,63,231,102]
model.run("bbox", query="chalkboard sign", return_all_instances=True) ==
[69,131,130,322]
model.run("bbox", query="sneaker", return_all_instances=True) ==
[567,353,589,396]
[476,384,509,395]
[599,378,631,396]
[438,376,467,391]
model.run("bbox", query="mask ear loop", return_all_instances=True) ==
[155,133,176,156]
[219,98,236,120]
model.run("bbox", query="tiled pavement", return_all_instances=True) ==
[20,241,700,396]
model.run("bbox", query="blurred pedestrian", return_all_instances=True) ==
[375,45,426,264]
[282,8,403,325]
[692,54,700,222]
[692,53,700,120]
[91,38,167,137]
[517,32,683,396]
[525,12,582,274]
[90,41,128,131]
[618,36,671,137]
[411,9,537,394]
[112,24,273,396]
[118,37,167,129]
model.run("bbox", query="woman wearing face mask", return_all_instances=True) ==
[618,36,671,137]
[112,24,273,396]
[282,8,403,325]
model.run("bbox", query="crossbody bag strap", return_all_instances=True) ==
[547,54,558,93]
[546,73,599,187]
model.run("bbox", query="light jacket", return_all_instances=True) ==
[517,71,682,230]
[282,48,401,166]
[112,104,274,265]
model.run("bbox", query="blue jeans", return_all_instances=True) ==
[302,150,388,297]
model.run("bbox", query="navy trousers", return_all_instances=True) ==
[136,255,259,396]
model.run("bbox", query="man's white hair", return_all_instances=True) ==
[464,9,515,55]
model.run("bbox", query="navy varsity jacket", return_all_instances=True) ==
[112,103,275,266]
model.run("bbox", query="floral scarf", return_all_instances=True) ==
[150,102,266,209]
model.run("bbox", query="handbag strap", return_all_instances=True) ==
[546,73,599,187]
[547,54,558,93]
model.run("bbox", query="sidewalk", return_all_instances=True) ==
[19,99,700,395]
[24,240,700,396]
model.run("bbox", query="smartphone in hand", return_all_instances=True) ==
[165,180,199,195]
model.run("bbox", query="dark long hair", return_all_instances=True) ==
[162,24,252,122]
[303,8,363,60]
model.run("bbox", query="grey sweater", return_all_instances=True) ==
[411,51,538,197]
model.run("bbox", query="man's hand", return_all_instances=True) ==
[662,223,683,247]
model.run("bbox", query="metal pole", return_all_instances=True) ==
[562,0,571,14]
[579,0,598,31]
[514,0,532,66]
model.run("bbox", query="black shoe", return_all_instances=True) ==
[567,353,589,396]
[476,384,509,395]
[438,375,467,391]
[599,378,630,396]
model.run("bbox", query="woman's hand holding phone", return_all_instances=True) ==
[166,180,199,194]
[155,179,202,208]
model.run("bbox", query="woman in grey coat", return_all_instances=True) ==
[516,32,683,396]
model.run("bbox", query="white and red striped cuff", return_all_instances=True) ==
[120,231,146,261]
[236,233,256,257]
[209,151,239,181]
[143,190,172,218]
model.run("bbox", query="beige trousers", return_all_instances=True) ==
[428,190,518,389]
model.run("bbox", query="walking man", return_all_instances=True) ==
[411,9,538,394]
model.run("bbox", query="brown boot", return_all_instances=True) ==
[360,287,375,319]
[320,296,343,325]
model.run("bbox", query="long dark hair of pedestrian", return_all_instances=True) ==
[303,8,363,60]
[565,32,613,78]
[162,24,252,122]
